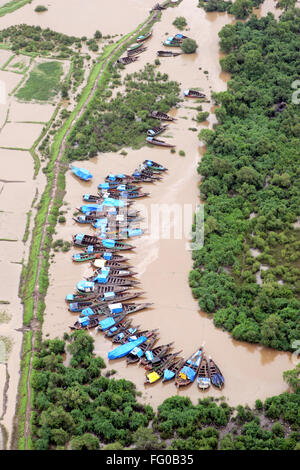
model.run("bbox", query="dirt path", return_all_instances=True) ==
[21,10,159,450]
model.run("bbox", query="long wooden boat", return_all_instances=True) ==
[208,357,225,389]
[73,251,129,263]
[82,302,152,318]
[65,292,99,303]
[147,125,168,137]
[108,330,157,360]
[175,347,203,388]
[127,46,147,57]
[97,313,128,332]
[69,291,145,312]
[92,259,133,270]
[146,137,175,148]
[163,40,182,47]
[183,89,206,99]
[117,56,138,65]
[142,159,167,172]
[157,50,182,57]
[139,342,174,366]
[136,30,152,42]
[126,333,159,364]
[70,315,100,331]
[127,42,143,53]
[197,355,210,390]
[87,268,137,279]
[105,319,133,338]
[144,353,183,384]
[96,277,140,287]
[111,326,147,344]
[73,234,135,251]
[149,110,175,121]
[76,280,131,294]
[161,358,185,383]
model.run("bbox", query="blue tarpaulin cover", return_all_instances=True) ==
[163,369,176,381]
[77,280,94,292]
[103,198,125,208]
[180,366,197,382]
[103,252,113,260]
[98,182,110,189]
[130,347,144,358]
[81,307,94,317]
[71,166,93,181]
[108,336,147,360]
[66,294,74,301]
[102,239,116,248]
[80,204,103,214]
[99,316,116,331]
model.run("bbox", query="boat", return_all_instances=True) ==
[70,165,92,181]
[162,358,185,383]
[72,251,129,263]
[105,319,133,338]
[97,313,128,332]
[139,342,174,366]
[65,292,98,303]
[208,357,225,389]
[163,39,182,47]
[157,50,182,57]
[87,267,137,279]
[136,30,152,42]
[70,315,100,331]
[126,46,147,56]
[93,276,140,287]
[105,173,158,184]
[108,334,151,360]
[145,354,183,384]
[73,234,135,251]
[142,160,167,171]
[76,280,129,294]
[117,56,139,65]
[175,347,203,387]
[111,326,146,344]
[147,125,168,137]
[149,111,175,121]
[126,333,159,364]
[92,259,133,270]
[98,181,140,191]
[146,137,175,148]
[197,355,211,390]
[81,302,152,318]
[69,291,145,312]
[127,43,143,53]
[183,89,206,99]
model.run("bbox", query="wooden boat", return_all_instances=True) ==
[76,280,131,294]
[142,160,167,172]
[97,313,128,332]
[144,353,183,384]
[108,330,158,360]
[82,302,152,318]
[70,316,100,331]
[105,319,133,338]
[163,40,182,47]
[147,125,168,137]
[197,355,211,390]
[73,234,135,251]
[111,327,147,344]
[73,251,129,263]
[157,50,182,57]
[117,56,138,65]
[149,111,175,121]
[96,277,140,287]
[69,291,145,312]
[208,357,225,389]
[87,268,137,279]
[175,347,203,387]
[146,137,175,148]
[139,342,174,366]
[92,259,133,270]
[127,43,143,53]
[161,357,185,383]
[126,332,159,364]
[136,30,152,42]
[65,292,98,303]
[183,89,206,99]
[127,46,147,56]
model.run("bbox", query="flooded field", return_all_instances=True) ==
[44,0,293,410]
[0,0,156,37]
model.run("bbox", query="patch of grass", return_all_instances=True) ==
[0,0,32,18]
[0,311,11,323]
[0,335,13,360]
[23,210,32,243]
[179,150,186,156]
[16,61,63,101]
[34,5,47,12]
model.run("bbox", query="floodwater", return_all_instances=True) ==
[0,122,44,148]
[0,0,156,37]
[44,0,293,410]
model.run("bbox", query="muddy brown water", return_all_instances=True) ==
[44,1,293,409]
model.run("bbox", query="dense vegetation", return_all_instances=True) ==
[181,38,198,54]
[31,331,300,450]
[189,10,300,351]
[66,63,181,159]
[16,61,63,101]
[198,0,264,18]
[173,16,187,30]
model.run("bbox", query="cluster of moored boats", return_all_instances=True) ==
[66,159,224,390]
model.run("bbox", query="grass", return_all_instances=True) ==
[16,61,63,101]
[0,311,11,323]
[23,211,31,243]
[0,0,32,18]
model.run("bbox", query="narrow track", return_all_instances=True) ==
[22,11,157,450]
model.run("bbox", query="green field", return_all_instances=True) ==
[16,61,63,101]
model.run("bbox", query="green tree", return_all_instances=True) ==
[180,38,198,54]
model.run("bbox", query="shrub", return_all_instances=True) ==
[181,38,198,54]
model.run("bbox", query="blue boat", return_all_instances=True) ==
[70,165,93,181]
[108,336,148,360]
[175,347,203,387]
[80,204,103,214]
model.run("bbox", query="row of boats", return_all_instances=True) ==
[66,158,225,390]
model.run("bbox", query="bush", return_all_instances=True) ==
[196,111,209,122]
[181,38,198,54]
[35,5,48,12]
[173,17,187,30]
[58,216,66,224]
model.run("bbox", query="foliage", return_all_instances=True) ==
[35,5,47,12]
[196,111,209,122]
[31,332,154,449]
[172,17,187,30]
[180,38,198,54]
[198,0,264,18]
[66,64,181,159]
[16,61,63,101]
[191,11,300,351]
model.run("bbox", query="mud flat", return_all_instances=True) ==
[9,102,55,123]
[0,0,156,36]
[43,1,293,409]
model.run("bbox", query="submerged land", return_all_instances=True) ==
[0,0,298,451]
